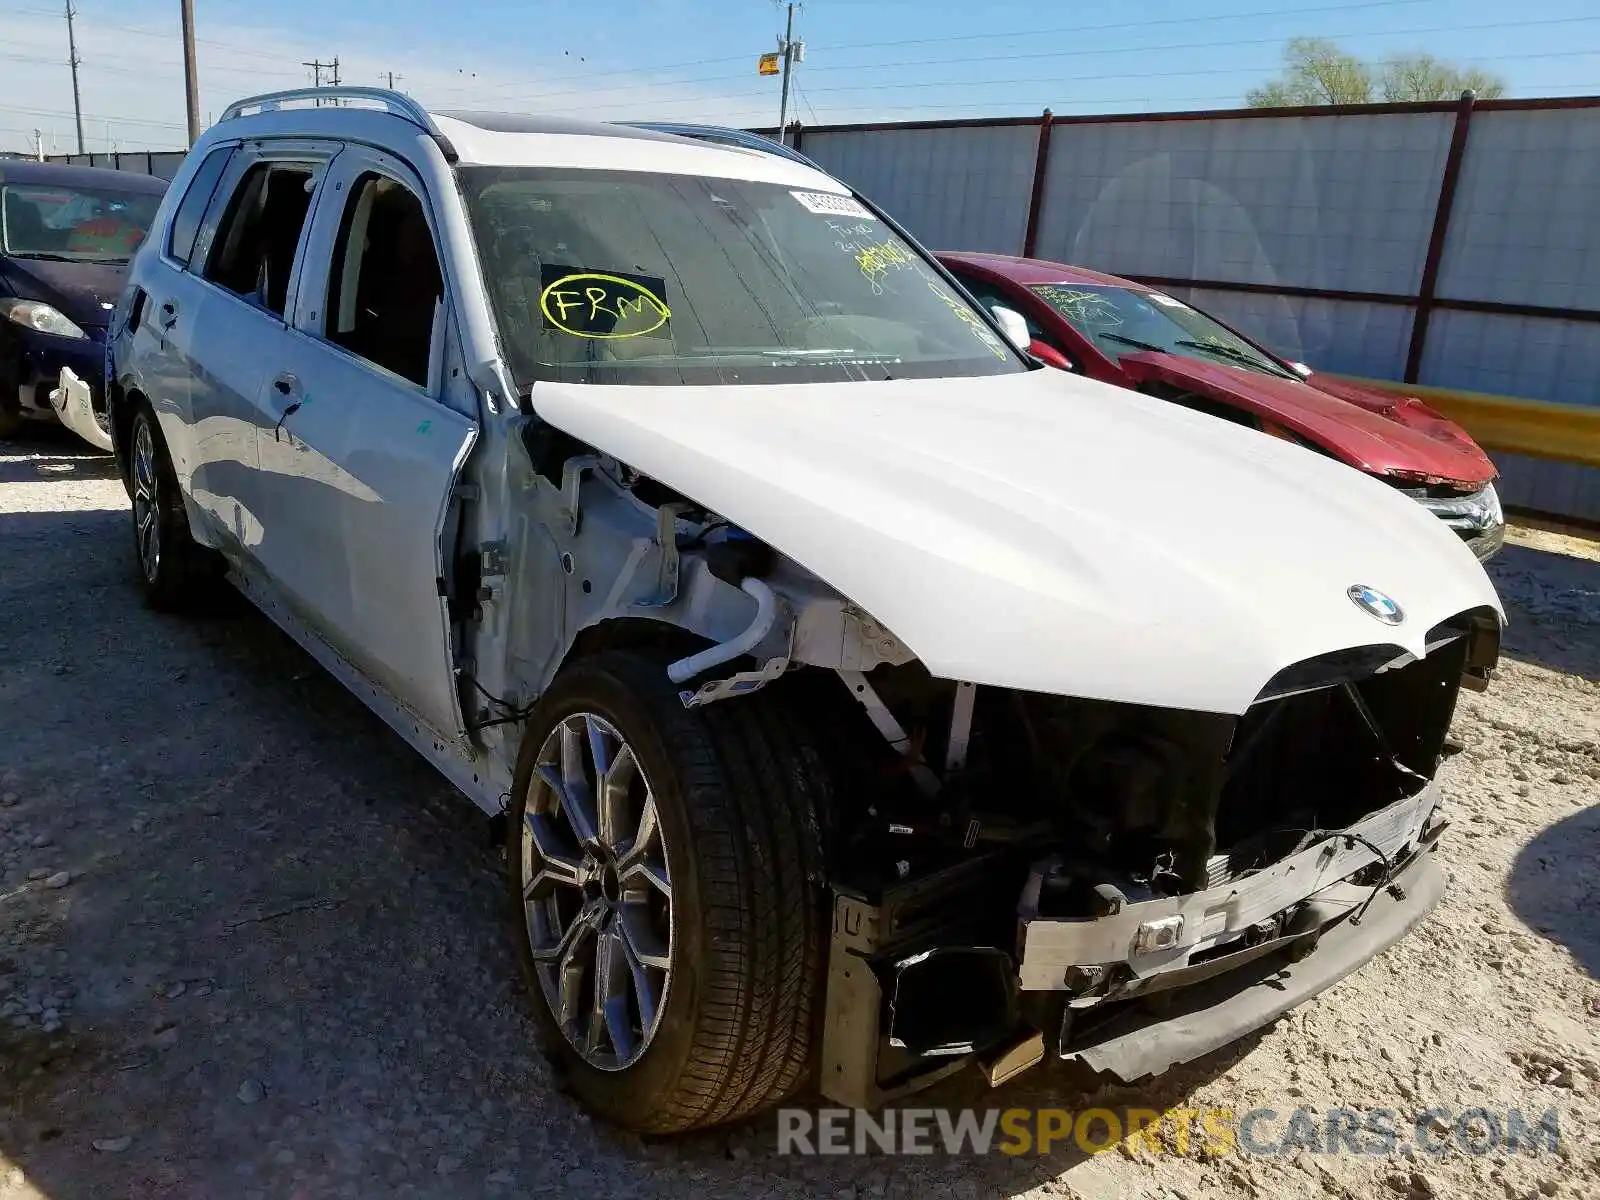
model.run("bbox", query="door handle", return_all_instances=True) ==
[156,300,178,330]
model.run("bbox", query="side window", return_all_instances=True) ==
[166,146,233,266]
[953,271,1055,346]
[202,161,316,317]
[954,274,1020,323]
[324,172,442,389]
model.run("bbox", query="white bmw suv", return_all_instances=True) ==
[107,87,1504,1133]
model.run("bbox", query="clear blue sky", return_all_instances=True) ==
[2,0,1597,152]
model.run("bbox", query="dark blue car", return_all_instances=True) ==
[0,161,167,439]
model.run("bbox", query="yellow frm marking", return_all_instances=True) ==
[539,272,672,339]
[927,280,1008,360]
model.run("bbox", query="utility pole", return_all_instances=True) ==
[180,0,201,146]
[304,58,337,104]
[776,2,800,145]
[64,0,84,154]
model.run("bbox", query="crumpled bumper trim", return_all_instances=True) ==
[1063,848,1443,1081]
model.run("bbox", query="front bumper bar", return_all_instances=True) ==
[5,326,106,429]
[1017,785,1438,987]
[49,366,113,451]
[1064,847,1442,1081]
[1414,484,1504,562]
[818,786,1446,1108]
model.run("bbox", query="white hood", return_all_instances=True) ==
[530,368,1503,714]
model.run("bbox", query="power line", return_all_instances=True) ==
[0,51,301,82]
[797,47,1600,96]
[11,6,320,66]
[805,0,1447,53]
[793,84,1600,115]
[420,13,1600,112]
[793,77,822,126]
[0,102,190,131]
[354,0,1458,105]
[791,14,1600,76]
[420,53,753,100]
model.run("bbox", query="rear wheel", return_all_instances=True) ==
[507,650,827,1133]
[129,403,224,610]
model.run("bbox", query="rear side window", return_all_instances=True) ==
[165,146,233,266]
[203,161,316,317]
[324,172,442,388]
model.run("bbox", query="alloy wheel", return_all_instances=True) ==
[520,713,674,1071]
[131,419,161,583]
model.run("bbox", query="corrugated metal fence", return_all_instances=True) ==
[52,96,1600,519]
[45,149,189,181]
[785,97,1600,522]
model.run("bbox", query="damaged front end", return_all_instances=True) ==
[817,610,1498,1108]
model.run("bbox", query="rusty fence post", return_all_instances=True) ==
[1405,89,1477,383]
[1022,108,1054,258]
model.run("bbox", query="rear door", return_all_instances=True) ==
[254,146,476,739]
[182,142,339,551]
[122,141,234,491]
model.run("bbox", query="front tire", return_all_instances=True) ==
[507,651,827,1133]
[128,402,224,611]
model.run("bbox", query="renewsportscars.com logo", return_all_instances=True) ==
[776,1106,1564,1158]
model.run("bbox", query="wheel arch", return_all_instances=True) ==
[552,615,715,681]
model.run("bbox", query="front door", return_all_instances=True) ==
[253,149,476,740]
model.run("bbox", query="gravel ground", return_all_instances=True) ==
[0,429,1596,1200]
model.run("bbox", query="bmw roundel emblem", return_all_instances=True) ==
[1348,584,1404,625]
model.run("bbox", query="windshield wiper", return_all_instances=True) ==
[7,251,80,262]
[1174,339,1293,377]
[1099,332,1168,354]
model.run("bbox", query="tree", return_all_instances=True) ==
[1245,38,1373,107]
[1379,54,1507,101]
[1246,38,1507,107]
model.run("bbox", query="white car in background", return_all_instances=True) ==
[107,88,1503,1133]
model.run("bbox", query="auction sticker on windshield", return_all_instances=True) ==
[792,191,875,220]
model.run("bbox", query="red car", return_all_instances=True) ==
[938,251,1504,561]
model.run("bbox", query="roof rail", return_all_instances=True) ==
[218,87,440,136]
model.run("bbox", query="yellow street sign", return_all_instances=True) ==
[758,52,781,76]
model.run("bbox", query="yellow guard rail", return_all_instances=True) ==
[1333,377,1600,469]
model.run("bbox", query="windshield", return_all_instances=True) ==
[1029,283,1297,380]
[1,182,162,262]
[459,167,1026,387]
